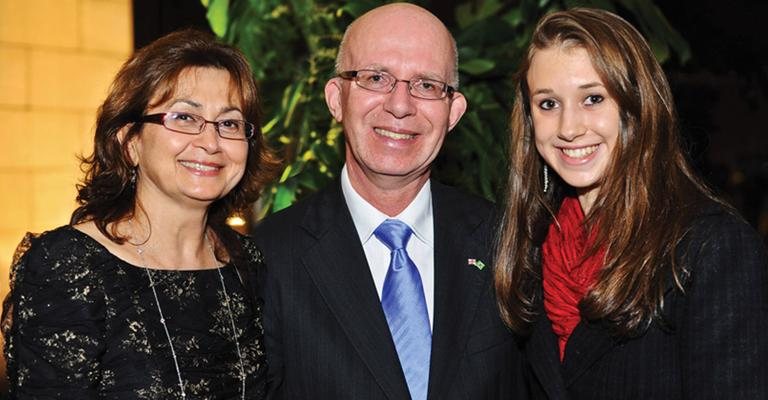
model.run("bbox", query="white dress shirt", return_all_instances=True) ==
[340,165,435,328]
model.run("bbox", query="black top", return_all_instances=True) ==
[524,203,768,399]
[3,225,266,399]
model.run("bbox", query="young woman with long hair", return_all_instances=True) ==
[495,8,768,399]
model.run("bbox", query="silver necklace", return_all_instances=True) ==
[138,237,246,399]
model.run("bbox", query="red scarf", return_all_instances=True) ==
[541,197,606,361]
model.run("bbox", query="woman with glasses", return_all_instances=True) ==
[2,29,279,398]
[494,8,768,399]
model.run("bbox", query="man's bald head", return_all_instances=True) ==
[334,3,459,88]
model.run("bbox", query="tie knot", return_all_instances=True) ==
[374,219,413,251]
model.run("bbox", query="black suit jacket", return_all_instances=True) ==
[252,181,525,399]
[525,205,768,399]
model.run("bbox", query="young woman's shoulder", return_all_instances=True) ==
[685,202,763,250]
[681,201,767,285]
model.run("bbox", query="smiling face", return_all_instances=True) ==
[127,67,249,211]
[527,45,621,213]
[324,4,467,194]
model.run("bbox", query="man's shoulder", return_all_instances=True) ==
[251,182,345,242]
[430,181,496,218]
[432,182,493,204]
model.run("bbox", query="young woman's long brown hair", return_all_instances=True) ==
[494,8,723,336]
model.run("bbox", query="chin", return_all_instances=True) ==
[183,191,228,203]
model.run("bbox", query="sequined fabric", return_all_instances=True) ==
[2,225,266,399]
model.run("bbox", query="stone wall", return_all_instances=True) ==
[0,0,132,386]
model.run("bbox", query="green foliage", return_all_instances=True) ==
[204,0,230,37]
[202,0,689,216]
[210,0,357,215]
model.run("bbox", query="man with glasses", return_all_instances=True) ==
[253,3,525,399]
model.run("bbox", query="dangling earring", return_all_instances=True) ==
[130,167,137,186]
[543,164,549,193]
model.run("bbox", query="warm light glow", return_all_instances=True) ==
[226,215,247,227]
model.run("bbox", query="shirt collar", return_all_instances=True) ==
[341,164,433,247]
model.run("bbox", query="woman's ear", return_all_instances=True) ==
[117,124,139,167]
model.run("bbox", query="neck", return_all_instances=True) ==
[576,187,598,215]
[346,163,429,217]
[127,201,216,270]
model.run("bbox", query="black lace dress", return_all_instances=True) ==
[2,226,267,399]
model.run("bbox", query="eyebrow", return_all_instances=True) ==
[169,99,243,114]
[530,82,605,96]
[578,82,604,90]
[530,88,553,96]
[170,99,201,108]
[359,65,446,82]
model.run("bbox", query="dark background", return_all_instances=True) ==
[657,0,768,239]
[131,0,768,240]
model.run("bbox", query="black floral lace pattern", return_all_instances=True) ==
[2,226,266,399]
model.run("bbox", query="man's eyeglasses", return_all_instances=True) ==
[137,112,255,140]
[338,70,455,100]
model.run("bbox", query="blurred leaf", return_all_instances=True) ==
[206,0,230,37]
[455,3,474,29]
[456,0,503,29]
[649,39,670,64]
[618,0,691,63]
[460,59,496,75]
[279,164,293,183]
[501,7,523,28]
[274,182,297,212]
[339,0,379,18]
[262,116,279,134]
[283,82,306,128]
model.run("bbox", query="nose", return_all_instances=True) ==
[193,121,222,153]
[558,105,586,141]
[383,81,417,118]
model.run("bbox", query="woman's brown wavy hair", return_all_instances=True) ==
[71,29,280,242]
[494,8,722,336]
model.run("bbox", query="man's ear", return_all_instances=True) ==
[447,92,468,132]
[117,124,139,166]
[324,78,344,122]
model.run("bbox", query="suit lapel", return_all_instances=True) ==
[560,319,616,386]
[427,183,493,399]
[298,185,410,399]
[525,295,617,397]
[525,315,570,400]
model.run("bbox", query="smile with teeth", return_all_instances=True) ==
[179,161,220,172]
[375,128,415,140]
[561,144,599,159]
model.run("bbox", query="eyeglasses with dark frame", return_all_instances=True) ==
[137,112,255,140]
[338,69,456,100]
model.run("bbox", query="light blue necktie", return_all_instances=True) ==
[374,219,431,400]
